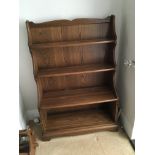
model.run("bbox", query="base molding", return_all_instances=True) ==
[42,124,119,140]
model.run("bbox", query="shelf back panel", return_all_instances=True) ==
[46,102,116,119]
[28,22,113,44]
[33,44,114,69]
[41,72,114,92]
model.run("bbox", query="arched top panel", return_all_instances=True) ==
[26,15,117,46]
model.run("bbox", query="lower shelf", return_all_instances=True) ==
[43,108,118,138]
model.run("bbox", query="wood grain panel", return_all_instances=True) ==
[80,24,108,40]
[38,64,115,77]
[32,44,114,69]
[40,87,118,110]
[46,108,114,130]
[43,107,118,137]
[30,39,115,49]
[29,22,112,44]
[31,26,62,43]
[41,72,113,91]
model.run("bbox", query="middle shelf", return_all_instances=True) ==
[38,64,115,77]
[40,86,118,110]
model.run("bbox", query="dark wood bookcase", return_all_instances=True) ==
[26,15,119,139]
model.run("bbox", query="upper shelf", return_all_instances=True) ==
[29,39,115,49]
[37,64,115,77]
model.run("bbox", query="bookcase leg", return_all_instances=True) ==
[41,133,52,141]
[39,110,52,141]
[40,109,47,131]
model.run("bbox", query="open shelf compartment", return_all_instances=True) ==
[41,86,118,110]
[43,103,118,137]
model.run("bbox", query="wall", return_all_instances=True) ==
[117,0,135,138]
[19,0,123,120]
[19,88,26,129]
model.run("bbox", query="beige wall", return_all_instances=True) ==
[117,0,135,138]
[19,88,26,129]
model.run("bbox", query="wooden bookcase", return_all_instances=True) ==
[26,15,119,139]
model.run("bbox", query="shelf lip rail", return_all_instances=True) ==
[30,39,116,49]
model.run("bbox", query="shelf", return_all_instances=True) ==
[40,87,118,110]
[44,108,118,137]
[38,64,115,77]
[30,39,115,49]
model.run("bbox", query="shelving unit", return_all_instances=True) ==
[26,15,119,140]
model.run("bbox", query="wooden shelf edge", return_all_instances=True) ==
[38,64,115,78]
[30,39,116,49]
[40,99,118,110]
[40,87,118,110]
[41,105,118,138]
[42,124,118,138]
